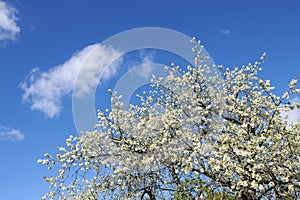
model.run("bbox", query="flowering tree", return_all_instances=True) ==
[39,39,300,199]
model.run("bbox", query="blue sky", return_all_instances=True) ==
[0,0,300,199]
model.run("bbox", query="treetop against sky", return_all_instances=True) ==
[0,1,300,199]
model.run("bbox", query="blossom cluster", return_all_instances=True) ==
[39,39,300,199]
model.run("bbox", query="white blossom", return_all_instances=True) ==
[39,39,300,200]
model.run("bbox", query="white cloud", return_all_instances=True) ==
[0,1,20,41]
[72,45,123,98]
[21,44,123,118]
[134,52,156,79]
[219,29,231,35]
[281,97,300,124]
[0,126,24,141]
[112,51,169,110]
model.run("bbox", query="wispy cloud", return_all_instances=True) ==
[0,126,24,141]
[0,1,20,42]
[20,44,123,118]
[219,29,231,35]
[112,51,162,109]
[134,51,156,79]
[281,97,300,124]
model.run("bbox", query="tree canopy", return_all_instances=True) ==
[39,39,300,199]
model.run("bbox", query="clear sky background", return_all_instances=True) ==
[0,0,300,199]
